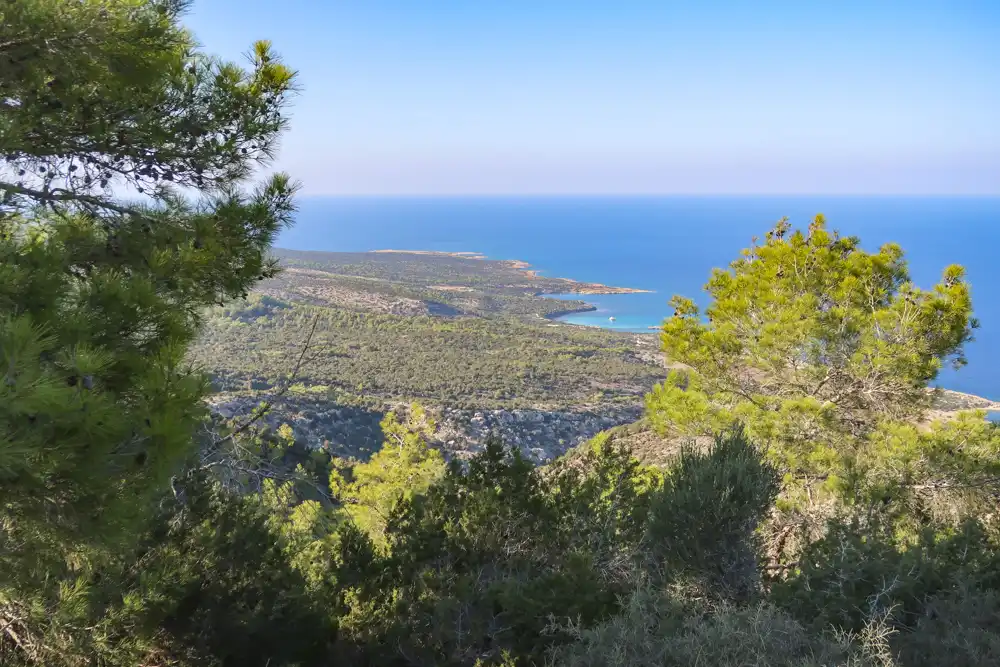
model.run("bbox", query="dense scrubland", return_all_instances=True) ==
[3,2,1000,667]
[192,292,662,409]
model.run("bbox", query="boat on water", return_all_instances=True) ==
[609,316,616,322]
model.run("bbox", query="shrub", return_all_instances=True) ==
[549,586,879,667]
[772,518,1000,634]
[643,426,780,601]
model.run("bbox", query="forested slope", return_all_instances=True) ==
[193,294,662,408]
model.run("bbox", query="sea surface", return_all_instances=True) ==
[276,196,1000,402]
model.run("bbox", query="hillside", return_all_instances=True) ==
[190,249,668,461]
[191,248,998,465]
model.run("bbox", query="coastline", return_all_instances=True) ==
[546,278,653,295]
[540,304,599,321]
[372,249,489,260]
[540,299,660,337]
[931,388,1000,412]
[367,248,653,296]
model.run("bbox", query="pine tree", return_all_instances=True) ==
[330,404,446,544]
[0,0,297,594]
[647,216,977,478]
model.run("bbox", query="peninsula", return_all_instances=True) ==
[368,249,653,296]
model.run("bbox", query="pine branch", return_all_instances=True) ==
[0,180,141,217]
[213,314,320,446]
[184,315,322,493]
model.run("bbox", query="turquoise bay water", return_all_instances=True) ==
[277,196,1000,401]
[544,293,664,332]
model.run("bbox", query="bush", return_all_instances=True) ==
[893,586,1000,667]
[772,518,1000,634]
[643,426,780,601]
[549,586,880,667]
[333,434,665,665]
[108,478,334,666]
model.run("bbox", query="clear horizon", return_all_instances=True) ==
[188,1,999,196]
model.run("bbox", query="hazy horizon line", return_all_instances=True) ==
[296,192,1000,199]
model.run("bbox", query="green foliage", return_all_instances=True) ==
[111,477,333,667]
[858,412,1000,516]
[893,586,1000,667]
[547,432,664,560]
[318,427,789,665]
[626,217,1000,666]
[648,216,976,475]
[331,403,447,544]
[641,217,1000,619]
[549,587,882,667]
[644,427,780,601]
[772,518,1000,634]
[0,476,333,667]
[327,434,664,665]
[0,0,297,584]
[0,0,304,662]
[2,0,294,190]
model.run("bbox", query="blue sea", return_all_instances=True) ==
[276,196,1000,402]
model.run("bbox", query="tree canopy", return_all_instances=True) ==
[647,216,978,480]
[330,404,446,544]
[1,0,297,590]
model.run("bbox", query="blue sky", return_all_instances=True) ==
[186,1,999,195]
